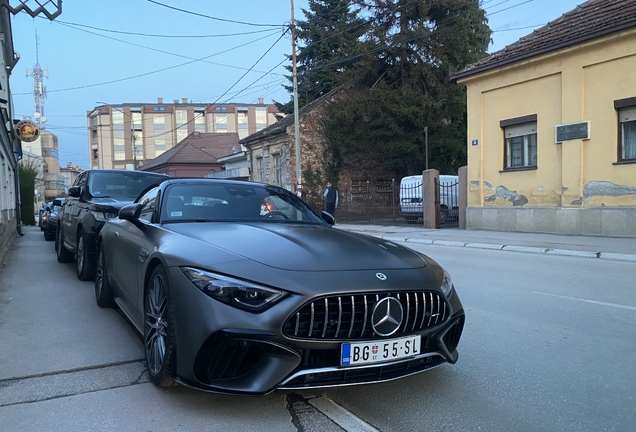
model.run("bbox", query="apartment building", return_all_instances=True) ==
[88,98,280,170]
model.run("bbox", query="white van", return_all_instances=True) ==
[399,174,458,223]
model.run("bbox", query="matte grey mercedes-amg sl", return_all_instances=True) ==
[95,178,465,395]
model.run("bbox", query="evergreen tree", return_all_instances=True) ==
[275,0,366,114]
[19,159,40,226]
[323,0,491,177]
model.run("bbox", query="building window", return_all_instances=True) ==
[112,111,124,124]
[273,154,282,185]
[42,148,59,159]
[215,113,227,132]
[618,106,636,161]
[257,157,265,182]
[194,110,206,133]
[215,106,227,111]
[256,107,267,131]
[176,109,188,142]
[237,110,248,130]
[155,138,166,157]
[131,112,142,131]
[501,116,537,169]
[153,106,166,111]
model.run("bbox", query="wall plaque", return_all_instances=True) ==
[555,121,590,143]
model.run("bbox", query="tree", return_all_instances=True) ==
[276,0,366,114]
[323,0,491,177]
[19,158,40,226]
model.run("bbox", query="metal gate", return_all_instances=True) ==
[312,177,459,227]
[435,178,459,228]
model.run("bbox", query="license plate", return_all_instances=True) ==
[341,335,421,366]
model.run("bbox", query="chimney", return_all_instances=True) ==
[258,98,264,104]
[193,131,200,138]
[173,99,179,104]
[157,97,163,104]
[182,98,188,103]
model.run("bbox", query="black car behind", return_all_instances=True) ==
[43,198,64,241]
[56,169,169,280]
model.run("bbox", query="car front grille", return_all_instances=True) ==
[283,291,448,340]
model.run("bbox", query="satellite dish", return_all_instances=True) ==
[34,112,41,118]
[41,116,47,123]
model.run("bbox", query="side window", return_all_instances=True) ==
[138,187,159,223]
[75,172,87,187]
[501,115,537,170]
[616,99,636,162]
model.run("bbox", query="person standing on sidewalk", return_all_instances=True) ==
[324,182,338,216]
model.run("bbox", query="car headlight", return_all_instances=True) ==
[181,267,285,312]
[90,210,116,222]
[440,269,454,297]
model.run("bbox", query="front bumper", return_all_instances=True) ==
[168,267,465,395]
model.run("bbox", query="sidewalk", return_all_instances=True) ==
[335,224,636,262]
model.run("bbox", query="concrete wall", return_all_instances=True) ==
[459,28,636,236]
[467,206,636,238]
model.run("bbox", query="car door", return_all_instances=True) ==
[111,187,161,329]
[62,172,87,247]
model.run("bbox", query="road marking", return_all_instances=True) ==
[309,396,379,432]
[533,291,636,312]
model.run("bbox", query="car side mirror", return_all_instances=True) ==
[321,211,335,226]
[119,204,143,222]
[68,186,81,198]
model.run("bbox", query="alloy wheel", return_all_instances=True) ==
[145,274,168,376]
[77,235,85,273]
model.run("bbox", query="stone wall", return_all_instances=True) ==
[466,206,636,237]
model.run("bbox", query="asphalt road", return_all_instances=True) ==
[315,241,636,432]
[1,227,635,431]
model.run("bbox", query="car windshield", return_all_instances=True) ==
[161,183,325,225]
[88,172,166,200]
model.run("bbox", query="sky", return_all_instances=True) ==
[9,0,586,169]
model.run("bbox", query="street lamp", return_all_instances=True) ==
[96,102,141,169]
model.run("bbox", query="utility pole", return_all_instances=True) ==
[424,126,429,171]
[290,0,302,197]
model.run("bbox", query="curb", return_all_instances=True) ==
[346,230,636,262]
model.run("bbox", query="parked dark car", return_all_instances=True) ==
[43,198,65,241]
[38,203,51,231]
[56,169,169,281]
[96,178,465,395]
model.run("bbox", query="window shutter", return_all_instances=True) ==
[620,107,636,122]
[505,123,537,138]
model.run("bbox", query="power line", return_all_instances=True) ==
[147,31,290,139]
[51,18,281,38]
[488,0,536,16]
[54,19,281,75]
[145,0,281,27]
[12,30,285,96]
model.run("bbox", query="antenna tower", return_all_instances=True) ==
[25,30,48,129]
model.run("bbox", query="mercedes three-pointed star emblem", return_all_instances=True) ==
[371,297,403,337]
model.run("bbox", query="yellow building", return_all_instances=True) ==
[453,0,636,237]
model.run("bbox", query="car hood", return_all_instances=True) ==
[90,198,134,211]
[164,222,426,272]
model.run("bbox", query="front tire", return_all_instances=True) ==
[44,225,54,241]
[144,266,176,387]
[76,230,96,281]
[95,245,115,308]
[56,225,74,263]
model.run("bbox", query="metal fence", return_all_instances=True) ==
[436,178,459,228]
[310,178,459,227]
